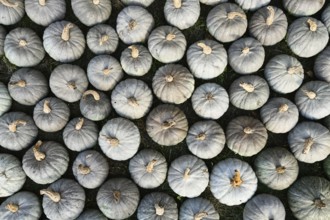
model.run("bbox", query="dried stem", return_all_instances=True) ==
[40,189,61,203]
[146,159,157,173]
[113,191,121,202]
[183,168,190,180]
[288,66,303,74]
[278,104,289,113]
[303,137,314,154]
[129,19,137,30]
[39,0,46,6]
[307,19,317,32]
[231,170,243,187]
[239,82,255,93]
[129,45,139,58]
[276,166,286,174]
[197,42,212,55]
[196,133,206,141]
[8,120,26,132]
[99,35,109,46]
[304,90,317,100]
[266,6,275,25]
[194,212,208,220]
[83,90,100,101]
[75,118,84,130]
[166,33,176,41]
[128,97,139,107]
[243,127,254,134]
[173,0,181,8]
[227,12,246,20]
[33,140,46,161]
[19,40,27,47]
[43,100,52,114]
[0,0,18,8]
[162,120,176,129]
[314,199,326,208]
[78,164,91,175]
[61,23,74,41]
[5,203,19,213]
[155,203,165,215]
[10,80,26,87]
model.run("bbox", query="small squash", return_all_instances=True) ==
[0,0,24,25]
[180,197,219,220]
[40,178,86,220]
[77,209,107,220]
[323,156,330,179]
[0,25,6,56]
[283,0,325,17]
[23,140,69,184]
[121,0,154,7]
[71,0,111,26]
[33,97,70,132]
[228,37,265,74]
[287,17,329,58]
[87,24,119,55]
[0,154,26,197]
[8,68,48,106]
[25,0,66,26]
[164,0,200,30]
[146,104,188,146]
[168,154,209,198]
[79,90,111,121]
[322,4,330,33]
[87,55,123,91]
[152,64,195,104]
[288,121,330,163]
[249,6,288,46]
[186,120,226,159]
[148,25,187,63]
[0,112,38,151]
[229,75,270,110]
[4,27,45,67]
[43,20,86,62]
[226,116,268,157]
[72,150,109,189]
[210,158,258,206]
[116,5,154,44]
[0,191,41,220]
[207,3,247,43]
[99,117,140,161]
[314,46,330,82]
[0,82,12,117]
[288,176,330,220]
[97,178,140,220]
[129,149,167,189]
[137,192,178,220]
[50,64,88,103]
[254,147,299,190]
[120,44,152,77]
[63,117,98,152]
[191,83,229,119]
[187,39,227,79]
[264,54,304,94]
[243,194,286,220]
[235,0,270,11]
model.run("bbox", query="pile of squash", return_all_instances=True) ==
[1,0,330,219]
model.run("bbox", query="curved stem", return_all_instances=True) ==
[61,23,74,41]
[183,168,190,180]
[288,66,303,74]
[8,120,26,132]
[266,6,275,26]
[307,19,317,32]
[278,104,289,113]
[239,82,255,93]
[40,189,61,203]
[155,203,165,215]
[5,203,19,213]
[303,90,316,100]
[194,212,208,220]
[43,100,52,114]
[19,40,27,47]
[231,170,243,187]
[227,11,246,20]
[83,90,100,101]
[99,35,109,46]
[197,42,212,55]
[113,191,121,202]
[303,137,314,154]
[162,120,176,129]
[166,33,176,41]
[241,47,250,54]
[314,199,326,208]
[0,0,18,7]
[10,80,26,87]
[78,164,91,175]
[276,166,286,174]
[75,118,84,130]
[129,19,137,30]
[196,133,206,141]
[128,97,139,107]
[39,0,46,6]
[146,159,157,173]
[33,140,46,161]
[128,45,139,58]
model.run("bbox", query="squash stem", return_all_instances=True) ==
[128,45,139,58]
[243,127,254,134]
[0,0,18,8]
[8,120,26,132]
[197,42,212,55]
[241,47,250,54]
[43,100,52,114]
[99,35,109,46]
[173,0,181,8]
[78,164,91,175]
[61,23,74,41]
[146,159,157,173]
[67,81,77,90]
[314,199,326,208]
[231,170,243,187]
[205,92,214,100]
[266,6,275,26]
[129,19,137,30]
[102,67,112,75]
[19,40,27,47]
[278,104,289,113]
[276,166,286,174]
[196,133,206,141]
[155,203,165,215]
[10,80,26,87]
[38,0,46,6]
[93,0,99,5]
[83,90,100,101]
[106,136,120,146]
[307,19,317,32]
[162,120,176,129]
[5,203,19,213]
[75,118,84,130]
[194,212,208,220]
[303,90,316,100]
[303,137,314,154]
[183,167,191,180]
[40,189,61,203]
[165,75,174,82]
[166,33,176,41]
[128,97,139,107]
[239,82,254,92]
[113,191,121,202]
[287,66,303,74]
[33,140,46,161]
[227,11,246,20]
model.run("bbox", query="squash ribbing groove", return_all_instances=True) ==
[83,90,100,101]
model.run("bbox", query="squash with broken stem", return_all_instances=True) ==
[314,46,330,82]
[180,197,219,220]
[87,24,119,55]
[0,25,6,56]
[79,90,111,121]
[283,0,325,17]
[0,0,24,25]
[0,82,11,117]
[76,209,107,220]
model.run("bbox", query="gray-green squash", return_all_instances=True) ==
[283,0,325,17]
[235,0,270,11]
[33,97,70,132]
[322,4,330,33]
[0,25,6,56]
[40,178,85,220]
[79,90,111,121]
[314,46,330,82]
[8,68,48,106]
[97,178,140,220]
[121,0,154,7]
[4,27,45,67]
[137,192,178,220]
[76,209,107,220]
[0,0,24,25]
[0,112,38,151]
[0,154,26,197]
[0,82,12,117]
[179,197,219,220]
[22,140,69,184]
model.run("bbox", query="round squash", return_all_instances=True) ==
[71,0,111,26]
[0,82,12,117]
[228,37,265,74]
[0,25,6,56]
[111,78,153,120]
[4,27,45,67]
[226,116,268,157]
[63,117,98,152]
[97,178,140,220]
[120,44,152,77]
[322,4,330,33]
[323,156,330,179]
[187,39,227,79]
[40,178,85,220]
[186,120,225,159]
[99,117,140,161]
[229,75,270,110]
[72,150,109,189]
[288,121,330,163]
[179,197,219,220]
[129,149,167,189]
[191,82,229,119]
[314,46,330,82]
[50,64,88,103]
[288,176,330,220]
[243,194,286,220]
[77,209,107,220]
[87,55,123,91]
[23,140,69,184]
[283,0,325,17]
[286,17,329,58]
[137,192,178,220]
[0,0,24,25]
[8,68,48,106]
[79,90,111,121]
[260,97,299,134]
[116,5,154,44]
[210,158,258,206]
[146,104,188,146]
[152,64,195,104]
[0,112,38,151]
[164,0,200,30]
[249,6,288,46]
[86,24,119,55]
[0,154,26,197]
[264,54,304,94]
[254,147,299,190]
[43,20,86,62]
[0,191,41,220]
[25,0,66,26]
[121,0,154,7]
[33,97,70,132]
[148,25,187,63]
[207,3,247,43]
[168,154,209,198]
[235,0,270,11]
[295,81,330,120]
